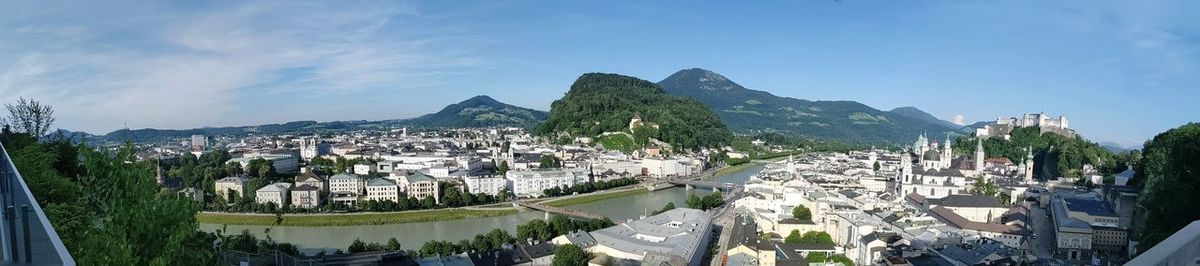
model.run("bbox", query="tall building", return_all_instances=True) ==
[191,134,207,151]
[975,138,986,173]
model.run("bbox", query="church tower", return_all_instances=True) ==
[975,138,985,172]
[941,134,953,168]
[1024,147,1035,183]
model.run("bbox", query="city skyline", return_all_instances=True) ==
[3,1,1198,147]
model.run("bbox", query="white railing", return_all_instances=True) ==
[0,142,75,265]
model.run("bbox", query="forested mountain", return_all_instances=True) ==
[889,107,961,130]
[536,73,732,150]
[657,68,964,144]
[94,120,384,143]
[400,95,547,128]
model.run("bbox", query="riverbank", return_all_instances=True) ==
[542,187,650,208]
[713,162,761,177]
[197,208,517,227]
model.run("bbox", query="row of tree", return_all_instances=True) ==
[541,177,639,198]
[686,192,725,211]
[517,215,616,242]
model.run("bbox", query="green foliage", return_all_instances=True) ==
[539,154,563,169]
[541,178,638,198]
[518,216,614,242]
[806,252,828,263]
[597,134,636,152]
[686,192,725,211]
[552,244,590,266]
[653,202,677,215]
[1132,123,1200,252]
[953,126,1127,180]
[536,73,733,150]
[784,230,835,246]
[830,254,854,266]
[792,205,812,220]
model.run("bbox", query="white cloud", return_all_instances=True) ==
[0,1,484,133]
[952,114,965,126]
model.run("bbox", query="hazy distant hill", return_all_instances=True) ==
[889,106,960,129]
[658,68,963,144]
[400,95,547,128]
[537,73,732,149]
[70,96,545,143]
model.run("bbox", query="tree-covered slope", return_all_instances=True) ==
[536,73,732,150]
[1129,123,1200,252]
[658,68,964,144]
[889,106,961,130]
[402,95,548,128]
[952,126,1133,180]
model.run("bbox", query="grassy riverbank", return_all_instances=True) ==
[544,188,650,207]
[197,208,517,227]
[713,162,761,177]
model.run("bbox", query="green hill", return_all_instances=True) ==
[402,95,547,128]
[536,73,732,150]
[658,68,964,144]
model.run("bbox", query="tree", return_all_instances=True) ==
[653,202,676,215]
[785,230,803,244]
[552,244,589,266]
[873,161,881,171]
[539,154,562,169]
[1,98,55,137]
[348,238,367,253]
[498,161,510,175]
[806,252,828,263]
[1132,123,1200,252]
[793,205,812,220]
[830,254,854,266]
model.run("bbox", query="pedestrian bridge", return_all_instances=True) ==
[515,200,610,221]
[666,180,741,192]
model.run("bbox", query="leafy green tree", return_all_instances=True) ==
[806,252,828,263]
[498,161,510,175]
[793,205,812,220]
[653,202,676,215]
[1132,123,1200,252]
[348,238,367,253]
[873,161,881,171]
[785,230,803,244]
[830,254,854,266]
[1,97,56,137]
[539,154,562,169]
[552,244,589,266]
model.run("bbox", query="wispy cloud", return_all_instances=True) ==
[0,1,484,133]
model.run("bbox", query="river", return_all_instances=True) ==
[200,163,765,255]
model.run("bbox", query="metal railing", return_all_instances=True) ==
[0,142,75,265]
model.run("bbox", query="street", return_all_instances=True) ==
[1028,201,1056,261]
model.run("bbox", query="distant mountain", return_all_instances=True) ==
[401,95,547,128]
[61,95,546,143]
[962,121,992,131]
[95,120,384,143]
[658,68,964,144]
[537,73,732,149]
[889,107,960,130]
[1099,141,1132,153]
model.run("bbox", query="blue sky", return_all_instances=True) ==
[1,1,1196,147]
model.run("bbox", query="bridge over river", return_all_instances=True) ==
[514,200,610,220]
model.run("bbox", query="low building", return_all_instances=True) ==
[588,208,712,265]
[255,183,292,207]
[295,172,328,192]
[401,173,440,204]
[462,176,507,196]
[929,206,1029,248]
[505,168,590,198]
[229,153,300,174]
[928,194,1009,223]
[290,184,320,209]
[177,187,204,202]
[330,173,364,194]
[552,230,598,248]
[365,178,401,203]
[215,176,249,200]
[1050,197,1094,262]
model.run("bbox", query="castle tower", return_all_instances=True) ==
[975,138,985,172]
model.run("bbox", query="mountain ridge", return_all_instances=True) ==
[658,68,965,144]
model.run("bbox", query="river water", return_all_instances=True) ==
[200,164,765,254]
